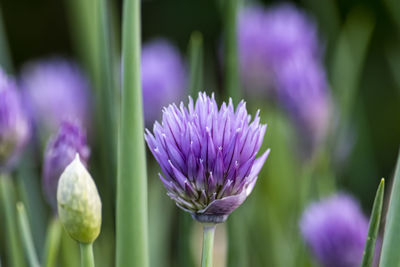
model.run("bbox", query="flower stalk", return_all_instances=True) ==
[16,202,40,267]
[80,243,95,267]
[0,174,24,267]
[201,224,216,267]
[43,217,62,267]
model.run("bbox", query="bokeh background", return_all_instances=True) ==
[1,0,399,266]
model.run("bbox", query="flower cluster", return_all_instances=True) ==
[43,121,90,211]
[238,4,319,94]
[145,93,269,223]
[0,70,30,170]
[21,58,91,133]
[142,39,187,125]
[238,4,331,154]
[300,194,369,267]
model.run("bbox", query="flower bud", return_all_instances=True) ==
[0,70,30,170]
[43,121,90,211]
[57,154,101,243]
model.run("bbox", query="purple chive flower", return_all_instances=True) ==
[21,58,91,133]
[43,121,90,210]
[145,92,270,223]
[300,194,369,267]
[142,39,186,125]
[238,4,331,154]
[275,52,331,153]
[0,70,30,171]
[238,4,319,94]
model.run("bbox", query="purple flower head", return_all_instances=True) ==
[300,194,369,267]
[0,70,30,171]
[145,92,270,223]
[275,52,331,154]
[43,121,90,211]
[142,39,187,125]
[238,3,319,94]
[21,58,91,133]
[238,3,331,155]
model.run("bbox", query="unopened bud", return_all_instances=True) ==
[57,154,101,243]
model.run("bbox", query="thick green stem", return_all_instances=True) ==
[0,174,25,267]
[117,0,149,266]
[80,243,95,267]
[223,0,240,103]
[201,224,216,267]
[16,203,40,267]
[43,217,62,267]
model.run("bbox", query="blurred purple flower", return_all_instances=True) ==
[43,121,90,211]
[142,40,186,125]
[275,52,331,154]
[237,3,331,155]
[300,194,369,267]
[0,70,30,171]
[21,58,91,133]
[145,92,269,223]
[238,3,319,94]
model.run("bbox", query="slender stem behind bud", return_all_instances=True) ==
[16,202,40,267]
[0,174,25,267]
[80,243,95,267]
[201,224,216,267]
[43,217,62,267]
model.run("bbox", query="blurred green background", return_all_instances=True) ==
[1,0,400,266]
[3,0,399,208]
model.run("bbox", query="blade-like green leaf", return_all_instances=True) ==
[331,7,375,120]
[117,0,149,266]
[188,31,204,97]
[361,178,385,267]
[380,150,400,266]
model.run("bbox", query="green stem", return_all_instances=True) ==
[0,174,25,267]
[16,203,40,267]
[43,217,62,267]
[117,0,149,266]
[201,224,216,267]
[80,243,95,267]
[223,0,240,103]
[188,31,204,96]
